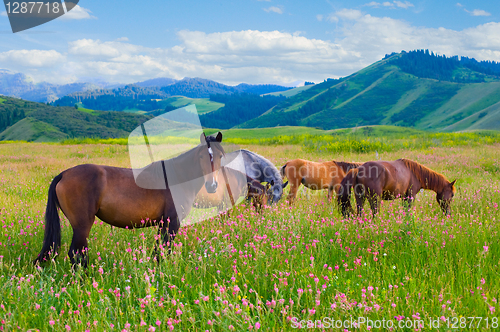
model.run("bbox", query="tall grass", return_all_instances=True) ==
[0,142,498,331]
[224,131,500,154]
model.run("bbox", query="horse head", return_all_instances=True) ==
[436,179,456,215]
[269,180,288,204]
[199,132,224,194]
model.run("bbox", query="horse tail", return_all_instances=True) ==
[338,168,358,217]
[280,163,287,179]
[34,173,63,265]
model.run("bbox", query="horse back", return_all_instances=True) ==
[357,160,415,195]
[56,164,167,228]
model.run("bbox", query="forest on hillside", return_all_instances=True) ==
[386,49,500,82]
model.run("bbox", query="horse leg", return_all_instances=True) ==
[159,212,180,257]
[402,195,414,212]
[68,219,94,268]
[367,189,382,216]
[287,182,300,205]
[355,194,365,216]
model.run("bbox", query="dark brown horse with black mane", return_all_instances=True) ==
[280,159,362,204]
[338,158,456,217]
[34,132,225,267]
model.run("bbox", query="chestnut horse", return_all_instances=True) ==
[34,132,225,267]
[194,167,272,215]
[338,158,456,217]
[280,159,362,204]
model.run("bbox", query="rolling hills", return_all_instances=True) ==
[2,50,500,142]
[237,51,500,131]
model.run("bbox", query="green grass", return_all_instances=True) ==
[77,107,98,115]
[0,141,498,330]
[0,97,5,104]
[163,96,224,114]
[264,85,314,98]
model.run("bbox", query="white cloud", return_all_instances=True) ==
[393,1,414,9]
[4,11,500,86]
[469,9,491,17]
[58,5,96,20]
[316,14,323,22]
[0,49,65,67]
[264,6,283,14]
[1,11,7,17]
[364,1,414,9]
[68,39,143,58]
[116,37,129,42]
[329,9,362,22]
[459,4,491,17]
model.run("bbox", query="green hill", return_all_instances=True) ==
[0,117,68,142]
[0,96,151,141]
[238,51,500,131]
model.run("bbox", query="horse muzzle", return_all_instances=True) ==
[205,181,218,193]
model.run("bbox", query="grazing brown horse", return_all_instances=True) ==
[338,158,456,217]
[246,178,272,212]
[280,159,362,204]
[194,167,272,215]
[34,132,226,267]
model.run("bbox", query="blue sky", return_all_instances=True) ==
[1,0,499,85]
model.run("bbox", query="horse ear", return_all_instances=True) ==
[200,132,207,144]
[215,131,223,142]
[270,180,275,186]
[282,181,288,188]
[450,179,456,186]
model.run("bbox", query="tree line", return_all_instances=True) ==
[387,49,500,82]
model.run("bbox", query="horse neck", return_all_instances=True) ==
[166,146,204,189]
[402,159,447,193]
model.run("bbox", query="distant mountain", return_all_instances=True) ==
[134,77,177,88]
[0,68,292,105]
[236,50,500,131]
[52,78,292,112]
[0,70,110,103]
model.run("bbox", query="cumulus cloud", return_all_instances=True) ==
[0,49,65,67]
[58,5,96,20]
[68,39,144,58]
[4,11,500,85]
[263,6,283,14]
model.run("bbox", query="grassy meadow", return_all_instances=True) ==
[0,137,499,331]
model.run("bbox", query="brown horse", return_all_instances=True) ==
[280,159,362,204]
[34,132,226,267]
[194,167,272,215]
[338,158,456,217]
